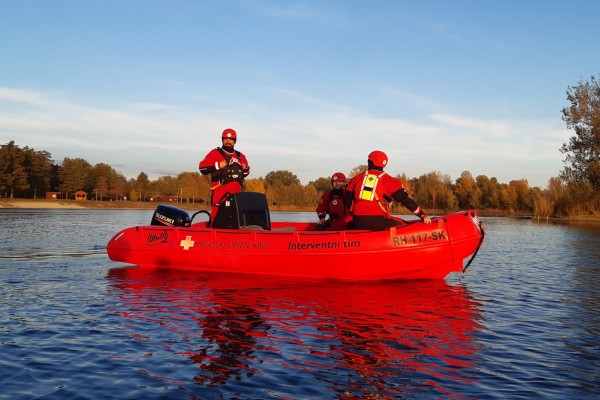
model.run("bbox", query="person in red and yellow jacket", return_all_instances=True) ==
[199,128,250,225]
[345,150,431,230]
[316,172,352,230]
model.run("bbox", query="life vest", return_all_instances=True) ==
[356,171,389,216]
[216,148,244,185]
[327,189,347,218]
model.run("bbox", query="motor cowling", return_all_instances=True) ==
[150,205,191,227]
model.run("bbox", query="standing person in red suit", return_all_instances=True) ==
[345,150,432,230]
[199,128,250,225]
[316,172,352,230]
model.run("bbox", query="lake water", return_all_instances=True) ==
[1,209,599,399]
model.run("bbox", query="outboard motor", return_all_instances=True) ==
[150,204,191,227]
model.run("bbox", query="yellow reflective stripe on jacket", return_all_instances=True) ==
[359,173,380,200]
[359,172,389,216]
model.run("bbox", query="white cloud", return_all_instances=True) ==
[0,86,568,187]
[430,113,512,137]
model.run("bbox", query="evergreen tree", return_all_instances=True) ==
[58,157,92,198]
[0,141,30,198]
[23,147,53,198]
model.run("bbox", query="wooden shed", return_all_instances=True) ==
[74,191,88,201]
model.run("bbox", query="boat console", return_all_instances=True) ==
[212,192,271,230]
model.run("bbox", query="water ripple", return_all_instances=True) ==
[1,213,599,399]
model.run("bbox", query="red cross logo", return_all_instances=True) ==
[180,235,195,250]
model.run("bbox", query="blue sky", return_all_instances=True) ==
[1,0,599,188]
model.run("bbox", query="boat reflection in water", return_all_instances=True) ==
[107,267,483,398]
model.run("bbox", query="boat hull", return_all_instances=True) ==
[107,210,484,280]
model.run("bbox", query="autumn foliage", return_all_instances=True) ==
[2,75,599,217]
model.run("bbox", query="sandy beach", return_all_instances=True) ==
[0,199,86,209]
[0,198,304,212]
[0,199,171,210]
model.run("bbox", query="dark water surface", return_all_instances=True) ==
[1,209,599,399]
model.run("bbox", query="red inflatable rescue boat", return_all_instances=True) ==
[106,192,485,280]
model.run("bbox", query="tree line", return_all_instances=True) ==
[1,75,598,218]
[0,138,596,218]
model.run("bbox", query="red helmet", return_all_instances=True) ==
[331,172,346,183]
[222,128,237,141]
[368,150,388,168]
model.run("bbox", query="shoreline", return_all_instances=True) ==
[0,199,310,213]
[0,198,193,210]
[2,198,599,223]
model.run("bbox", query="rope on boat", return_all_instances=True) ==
[462,217,485,273]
